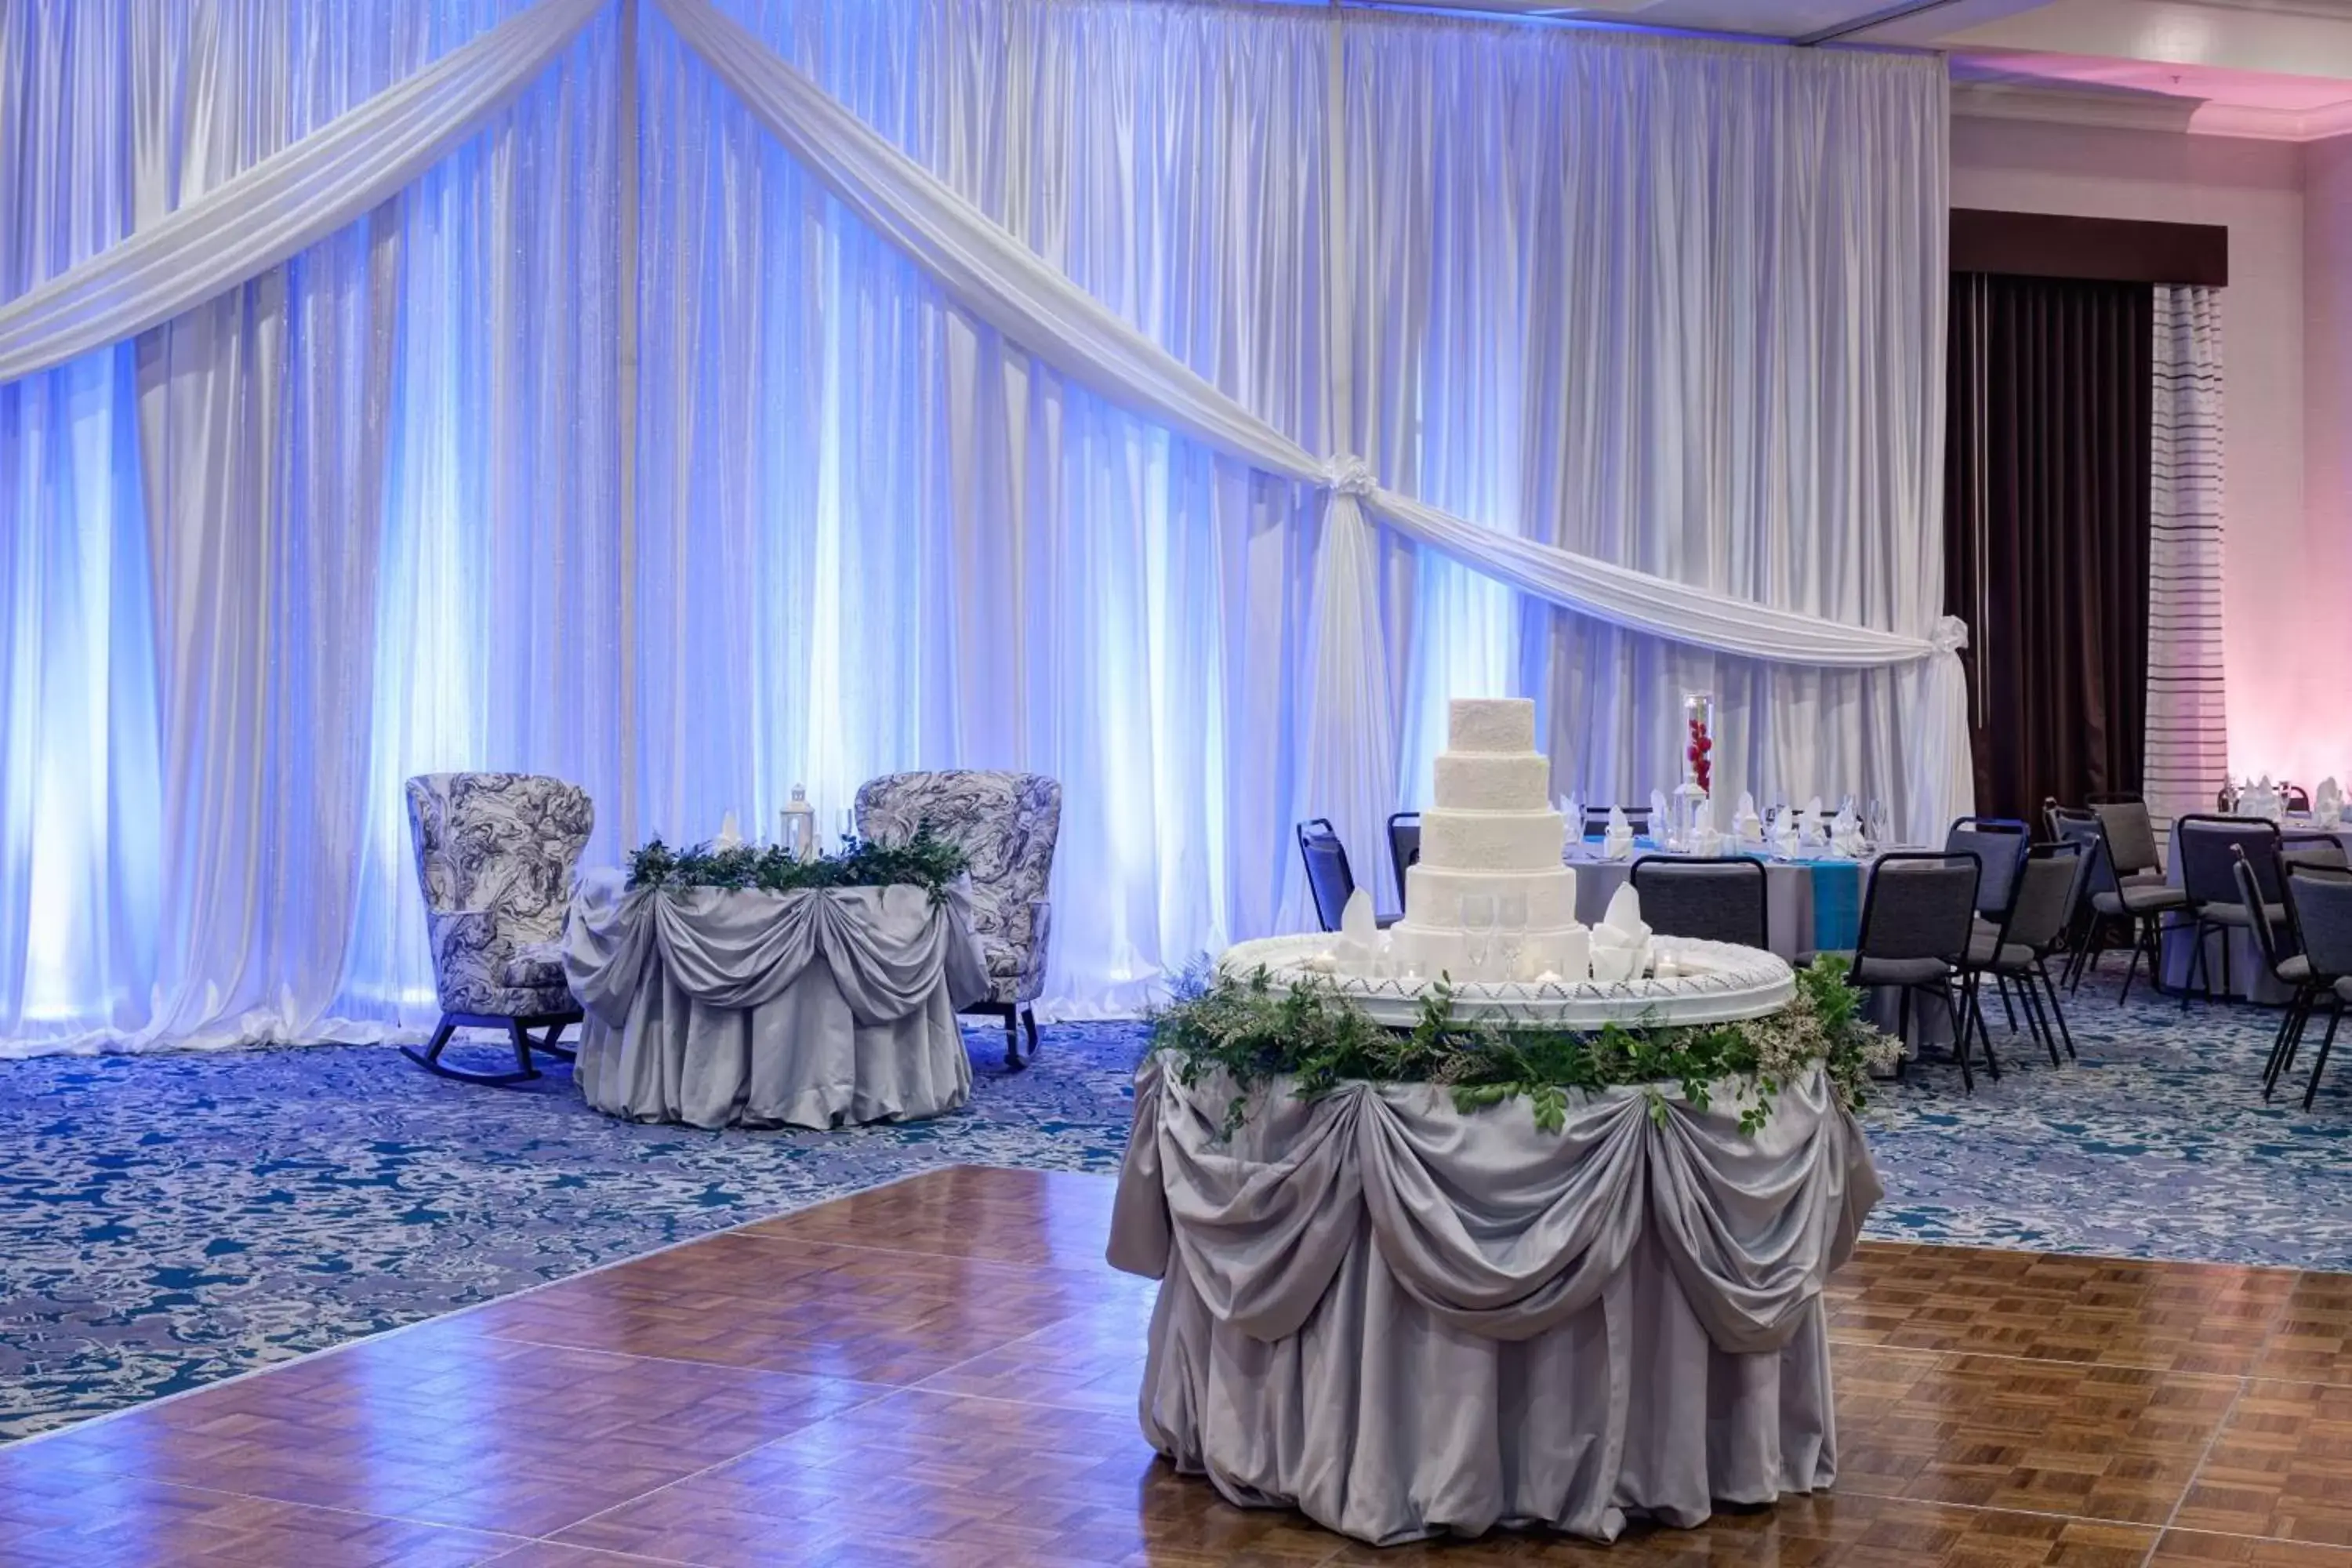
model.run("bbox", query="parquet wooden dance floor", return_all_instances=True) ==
[5,1166,2352,1567]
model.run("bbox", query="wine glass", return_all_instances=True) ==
[1497,892,1529,982]
[1460,894,1497,982]
[1867,799,1893,851]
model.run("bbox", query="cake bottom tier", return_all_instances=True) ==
[1403,864,1576,930]
[1390,921,1591,984]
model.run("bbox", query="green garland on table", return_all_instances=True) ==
[625,829,969,904]
[1151,957,1900,1138]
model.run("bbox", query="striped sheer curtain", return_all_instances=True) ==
[2145,286,2228,828]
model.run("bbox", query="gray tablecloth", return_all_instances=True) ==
[563,869,989,1129]
[1107,1054,1882,1546]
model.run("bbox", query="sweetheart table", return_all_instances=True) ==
[1107,1054,1883,1547]
[561,868,989,1129]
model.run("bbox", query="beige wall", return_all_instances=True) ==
[1950,116,2341,782]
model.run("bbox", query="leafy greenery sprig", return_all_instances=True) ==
[626,829,970,905]
[1149,956,1899,1137]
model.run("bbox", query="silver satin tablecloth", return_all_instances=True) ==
[563,869,990,1130]
[1108,1055,1883,1546]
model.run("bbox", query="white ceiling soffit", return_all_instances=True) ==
[1857,0,2352,140]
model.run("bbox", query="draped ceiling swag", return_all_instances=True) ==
[0,0,1960,1043]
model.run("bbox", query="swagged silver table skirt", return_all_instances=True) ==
[1107,1054,1883,1547]
[562,869,989,1130]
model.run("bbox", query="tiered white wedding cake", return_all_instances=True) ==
[1392,698,1589,982]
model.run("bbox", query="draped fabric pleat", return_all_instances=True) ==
[1944,274,2153,819]
[2146,286,2229,827]
[0,0,1952,1047]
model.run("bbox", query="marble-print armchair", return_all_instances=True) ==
[405,771,595,1084]
[855,770,1062,1068]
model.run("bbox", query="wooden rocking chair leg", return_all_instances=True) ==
[402,1014,542,1086]
[507,1020,542,1080]
[534,1019,576,1062]
[1020,1006,1040,1062]
[1002,1008,1025,1070]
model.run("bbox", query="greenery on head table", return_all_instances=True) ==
[626,829,970,903]
[1149,956,1899,1136]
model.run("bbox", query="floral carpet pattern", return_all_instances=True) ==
[2,975,2349,1443]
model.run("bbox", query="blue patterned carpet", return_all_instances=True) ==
[2,975,2350,1444]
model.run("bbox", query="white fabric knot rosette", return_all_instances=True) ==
[1932,614,1970,655]
[1590,884,1652,983]
[1322,454,1379,499]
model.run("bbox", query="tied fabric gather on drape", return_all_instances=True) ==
[1109,1056,1884,1543]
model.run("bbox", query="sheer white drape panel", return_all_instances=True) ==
[1341,19,1956,842]
[633,0,1335,1006]
[2146,286,2228,828]
[0,1,618,1051]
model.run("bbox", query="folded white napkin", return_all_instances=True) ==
[1590,884,1652,981]
[1733,789,1764,843]
[715,810,744,848]
[1649,789,1669,833]
[1828,803,1865,859]
[2318,777,2344,826]
[1603,804,1635,861]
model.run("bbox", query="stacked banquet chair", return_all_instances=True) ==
[2266,863,2352,1109]
[855,770,1062,1069]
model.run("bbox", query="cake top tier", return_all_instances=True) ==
[1448,697,1537,754]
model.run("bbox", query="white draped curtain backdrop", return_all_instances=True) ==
[0,0,1955,1048]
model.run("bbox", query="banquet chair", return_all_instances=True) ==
[2240,850,2319,1099]
[1630,857,1769,949]
[855,770,1062,1069]
[403,772,594,1085]
[2090,800,2189,1004]
[2276,867,2352,1110]
[1947,818,2031,923]
[2286,783,2314,815]
[1828,851,1987,1090]
[1581,805,1653,839]
[2174,815,2284,1008]
[1958,843,2083,1068]
[1387,813,1422,904]
[2283,833,2350,873]
[1296,820,1399,934]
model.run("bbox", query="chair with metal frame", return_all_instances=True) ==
[2275,866,2352,1110]
[1959,842,2085,1068]
[1832,850,1988,1090]
[1296,819,1398,934]
[1630,856,1770,950]
[2173,814,2284,1007]
[2238,848,2318,1100]
[2089,800,2189,1003]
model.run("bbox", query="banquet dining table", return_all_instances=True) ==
[2158,824,2352,1004]
[561,867,990,1129]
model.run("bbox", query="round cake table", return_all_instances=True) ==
[1108,1052,1882,1546]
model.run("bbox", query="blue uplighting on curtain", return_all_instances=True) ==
[0,0,1947,1051]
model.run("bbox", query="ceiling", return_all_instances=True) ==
[1354,0,2352,139]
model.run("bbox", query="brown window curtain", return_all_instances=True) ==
[1944,274,2153,818]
